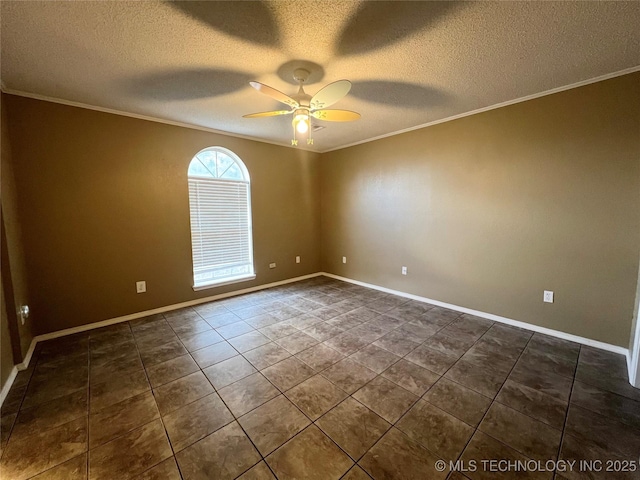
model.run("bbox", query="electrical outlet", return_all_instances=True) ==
[342,256,347,264]
[295,256,300,264]
[269,263,276,269]
[543,290,554,303]
[136,281,146,294]
[401,266,407,275]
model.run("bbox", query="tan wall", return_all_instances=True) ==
[4,95,321,335]
[320,73,640,347]
[1,95,33,360]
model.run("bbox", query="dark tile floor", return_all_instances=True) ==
[1,276,639,479]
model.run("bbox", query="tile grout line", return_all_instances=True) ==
[554,346,581,480]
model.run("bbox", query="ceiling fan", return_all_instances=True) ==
[243,68,361,146]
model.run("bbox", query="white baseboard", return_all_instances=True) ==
[629,317,640,388]
[30,272,323,347]
[2,269,635,408]
[322,272,632,362]
[0,366,18,407]
[0,272,323,407]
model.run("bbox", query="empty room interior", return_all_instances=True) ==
[1,1,640,479]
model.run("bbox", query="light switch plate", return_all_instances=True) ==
[136,281,146,293]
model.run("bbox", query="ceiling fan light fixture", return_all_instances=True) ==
[292,109,310,135]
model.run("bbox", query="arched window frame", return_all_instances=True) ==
[187,146,255,290]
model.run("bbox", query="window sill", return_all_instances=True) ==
[192,274,256,291]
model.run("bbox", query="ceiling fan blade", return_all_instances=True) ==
[311,109,361,122]
[249,82,299,108]
[310,80,352,110]
[243,110,293,118]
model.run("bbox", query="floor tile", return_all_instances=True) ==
[359,427,446,480]
[0,416,87,480]
[564,404,640,460]
[373,330,421,356]
[302,322,344,342]
[191,341,238,369]
[136,457,181,480]
[444,359,507,398]
[528,333,580,362]
[172,319,213,339]
[496,379,568,429]
[349,344,401,374]
[342,465,373,480]
[238,395,310,455]
[10,389,87,442]
[138,339,188,368]
[422,331,475,358]
[460,431,548,480]
[517,348,577,379]
[423,377,492,427]
[570,381,640,429]
[259,322,299,340]
[270,305,304,321]
[266,425,353,480]
[381,358,440,396]
[385,301,433,321]
[215,320,255,340]
[459,344,518,375]
[321,358,377,394]
[352,376,418,423]
[326,328,374,354]
[176,421,260,480]
[88,420,171,480]
[217,373,280,416]
[203,355,257,389]
[22,365,88,409]
[245,314,280,329]
[310,305,342,321]
[276,331,320,354]
[348,324,389,343]
[405,344,459,375]
[243,342,291,370]
[90,368,149,411]
[0,413,16,451]
[204,311,242,328]
[558,434,621,480]
[479,402,562,461]
[153,371,215,415]
[29,453,87,480]
[237,461,276,479]
[89,391,159,448]
[180,329,224,352]
[163,393,234,452]
[133,328,179,352]
[262,357,316,391]
[508,362,573,401]
[483,324,532,348]
[285,374,348,420]
[229,331,272,353]
[396,399,474,461]
[295,342,344,371]
[145,354,199,388]
[286,313,324,330]
[316,397,390,460]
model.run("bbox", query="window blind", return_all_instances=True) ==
[189,177,254,287]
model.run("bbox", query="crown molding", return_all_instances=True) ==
[323,65,640,153]
[0,86,318,153]
[2,65,639,154]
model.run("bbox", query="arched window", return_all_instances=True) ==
[188,147,255,289]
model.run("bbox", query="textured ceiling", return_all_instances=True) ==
[1,1,639,152]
